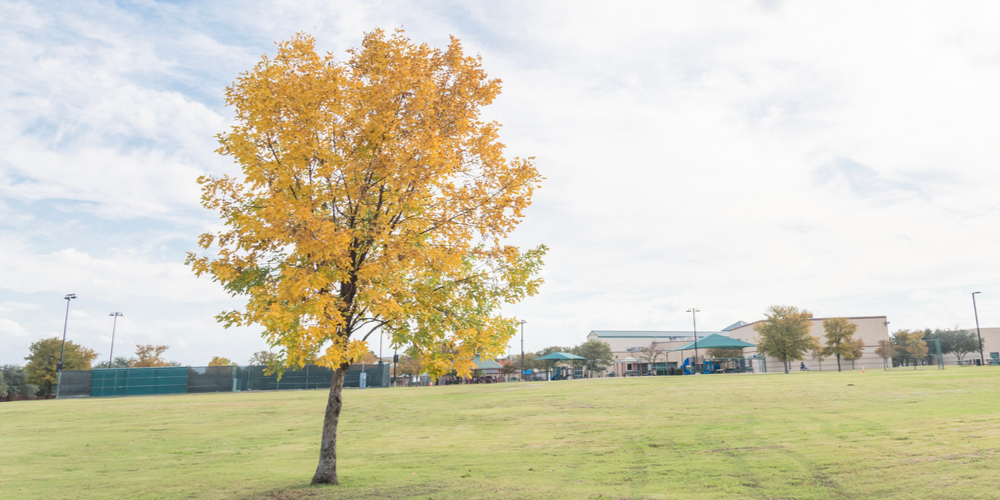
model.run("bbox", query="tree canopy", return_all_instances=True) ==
[132,345,171,368]
[892,330,928,367]
[753,305,818,374]
[208,356,233,367]
[572,340,614,373]
[24,338,98,396]
[820,317,858,372]
[187,30,544,485]
[1,365,37,400]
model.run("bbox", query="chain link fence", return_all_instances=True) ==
[58,363,391,398]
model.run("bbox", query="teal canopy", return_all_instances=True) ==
[535,352,586,361]
[669,334,755,352]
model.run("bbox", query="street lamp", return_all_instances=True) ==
[687,308,700,374]
[519,320,527,382]
[56,293,77,398]
[107,312,123,368]
[972,292,985,366]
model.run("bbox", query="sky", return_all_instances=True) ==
[2,0,1000,366]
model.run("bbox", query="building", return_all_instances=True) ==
[726,316,890,371]
[586,330,722,375]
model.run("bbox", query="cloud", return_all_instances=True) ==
[0,319,30,337]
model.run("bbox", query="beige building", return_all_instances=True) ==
[726,316,891,371]
[942,327,1000,365]
[586,330,721,375]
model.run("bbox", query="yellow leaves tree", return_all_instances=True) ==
[820,317,858,372]
[208,356,233,367]
[131,345,171,367]
[753,305,818,374]
[25,338,98,397]
[892,330,928,369]
[187,30,545,485]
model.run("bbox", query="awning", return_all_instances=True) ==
[669,334,755,352]
[535,352,587,361]
[471,356,503,370]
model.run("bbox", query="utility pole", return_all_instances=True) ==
[56,293,77,398]
[519,320,526,382]
[687,308,700,374]
[107,312,123,367]
[972,292,985,366]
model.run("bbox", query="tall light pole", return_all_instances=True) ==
[56,293,77,398]
[972,292,985,366]
[519,320,526,381]
[107,312,123,367]
[687,308,700,374]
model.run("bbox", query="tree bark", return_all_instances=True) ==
[783,355,789,374]
[836,354,841,372]
[312,365,347,485]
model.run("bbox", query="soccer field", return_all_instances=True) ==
[2,369,998,499]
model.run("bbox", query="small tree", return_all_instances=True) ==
[938,328,981,364]
[396,356,423,378]
[820,317,858,372]
[638,344,665,374]
[132,345,171,367]
[810,343,826,371]
[753,305,818,374]
[572,340,614,377]
[875,339,895,369]
[845,338,865,369]
[208,356,233,367]
[893,330,928,369]
[248,351,279,367]
[24,338,98,397]
[1,365,38,400]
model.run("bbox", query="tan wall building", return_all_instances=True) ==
[726,316,891,371]
[586,330,720,375]
[940,327,1000,365]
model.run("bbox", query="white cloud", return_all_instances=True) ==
[0,318,30,337]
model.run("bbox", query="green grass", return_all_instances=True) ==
[2,369,999,499]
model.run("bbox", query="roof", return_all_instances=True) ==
[471,356,502,370]
[535,352,587,361]
[589,330,721,339]
[669,334,756,351]
[722,321,748,331]
[725,316,889,331]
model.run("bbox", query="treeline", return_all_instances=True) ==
[387,340,616,380]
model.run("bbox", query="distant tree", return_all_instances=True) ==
[1,365,38,400]
[248,351,279,367]
[893,330,928,369]
[937,328,981,364]
[0,370,7,398]
[572,340,614,377]
[875,339,895,369]
[358,352,380,364]
[131,345,171,368]
[208,356,233,367]
[845,338,865,369]
[638,344,665,373]
[810,343,826,371]
[396,356,423,377]
[24,338,99,397]
[820,317,858,372]
[753,305,818,374]
[94,357,134,369]
[498,358,518,377]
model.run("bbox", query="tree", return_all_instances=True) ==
[706,348,744,358]
[936,328,981,364]
[638,344,665,374]
[875,339,895,369]
[396,356,423,377]
[810,343,826,371]
[893,330,928,369]
[498,358,518,377]
[1,365,38,400]
[24,338,98,397]
[249,351,279,367]
[820,317,858,372]
[753,305,818,374]
[845,337,865,369]
[186,31,545,485]
[208,356,233,367]
[131,345,171,368]
[572,340,614,377]
[94,356,134,369]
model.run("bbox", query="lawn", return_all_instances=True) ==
[1,368,998,499]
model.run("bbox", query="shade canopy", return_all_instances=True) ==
[471,356,502,370]
[535,352,587,361]
[669,334,755,352]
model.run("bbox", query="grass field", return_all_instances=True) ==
[2,368,999,499]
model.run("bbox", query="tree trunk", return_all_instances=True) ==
[836,354,841,372]
[783,355,789,374]
[312,365,347,485]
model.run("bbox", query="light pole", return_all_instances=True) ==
[972,292,985,366]
[687,308,700,374]
[107,312,123,368]
[56,293,77,398]
[519,320,526,382]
